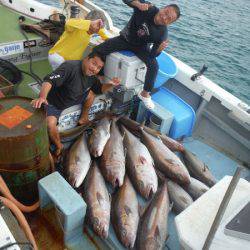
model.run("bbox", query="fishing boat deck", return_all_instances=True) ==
[98,138,249,250]
[1,3,249,249]
[28,137,249,250]
[0,5,38,44]
[16,59,52,99]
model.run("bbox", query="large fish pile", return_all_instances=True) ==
[63,116,216,248]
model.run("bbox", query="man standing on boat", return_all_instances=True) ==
[48,10,109,70]
[31,52,120,159]
[93,0,180,109]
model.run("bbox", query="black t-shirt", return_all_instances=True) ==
[44,60,102,110]
[121,0,168,57]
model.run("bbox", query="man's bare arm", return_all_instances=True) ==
[78,90,95,125]
[101,77,121,93]
[31,82,52,108]
[78,78,120,125]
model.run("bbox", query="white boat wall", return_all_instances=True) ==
[0,0,61,20]
[0,0,116,31]
[1,0,249,167]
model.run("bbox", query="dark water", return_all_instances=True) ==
[39,0,250,105]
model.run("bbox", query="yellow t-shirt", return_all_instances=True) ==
[49,19,108,60]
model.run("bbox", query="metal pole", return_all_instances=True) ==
[202,166,242,250]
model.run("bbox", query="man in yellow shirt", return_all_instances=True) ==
[48,10,108,70]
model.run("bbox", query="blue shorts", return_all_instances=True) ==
[45,104,63,120]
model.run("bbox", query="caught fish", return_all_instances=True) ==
[67,133,91,188]
[137,181,170,250]
[100,119,126,187]
[119,116,185,152]
[88,117,111,157]
[83,161,111,239]
[140,129,190,185]
[182,149,217,187]
[112,176,139,248]
[183,177,209,200]
[121,125,158,199]
[167,180,193,214]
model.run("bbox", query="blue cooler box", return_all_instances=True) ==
[152,87,196,139]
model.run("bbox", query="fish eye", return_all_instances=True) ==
[93,217,99,226]
[121,228,127,237]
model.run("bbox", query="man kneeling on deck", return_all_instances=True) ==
[31,52,120,159]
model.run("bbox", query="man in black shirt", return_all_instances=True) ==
[31,52,120,158]
[94,0,180,109]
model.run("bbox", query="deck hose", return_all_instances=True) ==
[0,196,38,250]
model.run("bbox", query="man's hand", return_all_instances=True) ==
[89,19,104,34]
[157,40,169,54]
[31,97,48,108]
[109,77,121,86]
[134,2,152,11]
[78,116,90,126]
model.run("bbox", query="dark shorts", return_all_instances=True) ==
[45,104,63,120]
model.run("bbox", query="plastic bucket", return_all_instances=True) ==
[154,52,178,88]
[148,114,161,131]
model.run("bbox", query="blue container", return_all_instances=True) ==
[154,52,178,88]
[152,87,196,139]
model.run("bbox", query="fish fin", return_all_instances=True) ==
[205,164,210,171]
[169,202,174,212]
[124,147,127,158]
[109,193,112,202]
[165,233,170,242]
[122,131,126,140]
[124,205,132,216]
[139,201,150,218]
[156,169,166,184]
[138,204,146,217]
[74,156,80,164]
[154,226,161,239]
[141,120,146,127]
[96,192,104,205]
[138,120,146,131]
[180,196,190,204]
[157,135,164,144]
[139,155,147,164]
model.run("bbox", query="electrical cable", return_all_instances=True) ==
[18,16,43,85]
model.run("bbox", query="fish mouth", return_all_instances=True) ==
[93,149,102,157]
[110,175,124,188]
[120,230,135,249]
[123,240,135,249]
[144,237,161,250]
[122,236,136,249]
[69,174,84,188]
[92,217,109,239]
[146,185,157,199]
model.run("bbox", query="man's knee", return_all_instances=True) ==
[46,116,58,131]
[48,53,65,70]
